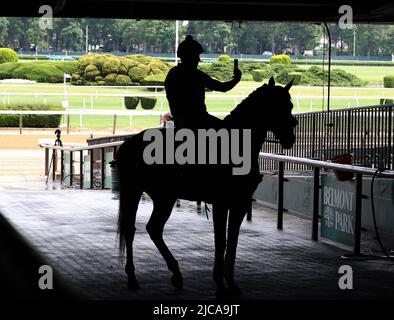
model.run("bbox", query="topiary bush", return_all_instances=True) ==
[139,97,157,109]
[0,104,63,127]
[84,64,101,80]
[128,66,149,82]
[102,58,121,76]
[241,73,253,81]
[218,55,232,62]
[383,75,394,88]
[0,48,18,64]
[299,66,367,87]
[270,54,291,65]
[288,72,302,85]
[141,73,166,91]
[251,69,269,82]
[71,53,170,86]
[198,61,233,81]
[124,96,139,109]
[239,62,269,74]
[115,74,133,86]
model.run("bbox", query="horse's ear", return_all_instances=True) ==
[284,78,294,91]
[268,76,275,87]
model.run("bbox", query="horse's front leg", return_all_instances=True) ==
[224,205,247,296]
[212,203,228,296]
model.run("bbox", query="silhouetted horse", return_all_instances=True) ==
[116,77,297,296]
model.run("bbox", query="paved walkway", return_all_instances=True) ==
[1,188,394,300]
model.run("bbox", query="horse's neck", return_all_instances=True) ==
[223,92,267,153]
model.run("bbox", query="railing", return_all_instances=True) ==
[40,140,125,190]
[3,109,229,134]
[261,103,394,172]
[259,152,394,257]
[40,137,394,257]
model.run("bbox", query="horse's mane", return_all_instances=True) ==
[223,85,266,128]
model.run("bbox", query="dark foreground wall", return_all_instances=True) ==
[0,214,81,299]
[253,174,394,234]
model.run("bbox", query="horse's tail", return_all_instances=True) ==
[116,136,143,260]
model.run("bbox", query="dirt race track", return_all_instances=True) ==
[0,129,131,177]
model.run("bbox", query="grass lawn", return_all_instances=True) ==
[1,73,394,130]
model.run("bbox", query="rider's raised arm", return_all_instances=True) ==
[204,69,241,92]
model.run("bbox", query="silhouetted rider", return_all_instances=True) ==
[165,35,242,129]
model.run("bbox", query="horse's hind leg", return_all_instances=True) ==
[224,206,247,296]
[146,197,183,289]
[212,203,228,296]
[120,188,143,290]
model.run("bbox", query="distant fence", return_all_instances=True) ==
[0,109,228,134]
[261,103,394,172]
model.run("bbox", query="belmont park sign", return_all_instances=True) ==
[321,174,356,247]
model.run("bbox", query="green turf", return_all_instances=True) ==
[1,77,394,130]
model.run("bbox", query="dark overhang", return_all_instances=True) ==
[4,1,394,23]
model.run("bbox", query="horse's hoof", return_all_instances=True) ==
[171,273,183,289]
[215,284,227,298]
[127,278,140,290]
[227,284,242,297]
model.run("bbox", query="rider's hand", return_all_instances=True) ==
[233,68,242,82]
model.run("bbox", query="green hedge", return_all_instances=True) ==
[141,73,166,91]
[0,48,18,64]
[380,98,394,104]
[239,62,269,74]
[383,75,394,88]
[251,69,269,82]
[139,97,157,109]
[288,72,302,85]
[0,61,77,83]
[0,104,64,127]
[124,96,139,109]
[218,55,232,62]
[270,54,291,65]
[198,61,233,81]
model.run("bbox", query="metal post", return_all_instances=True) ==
[52,149,56,181]
[60,150,64,183]
[79,150,83,190]
[113,114,117,135]
[69,151,73,187]
[388,106,392,170]
[312,166,320,240]
[324,22,332,112]
[45,148,49,175]
[101,148,105,190]
[354,173,363,255]
[277,161,284,230]
[67,115,70,134]
[89,149,93,189]
[19,114,23,134]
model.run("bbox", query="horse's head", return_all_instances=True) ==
[253,76,297,150]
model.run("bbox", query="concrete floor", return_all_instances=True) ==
[1,187,394,301]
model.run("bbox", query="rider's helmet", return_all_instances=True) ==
[177,35,204,59]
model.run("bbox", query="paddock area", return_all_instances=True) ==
[1,187,394,300]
